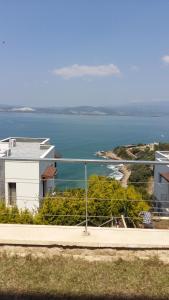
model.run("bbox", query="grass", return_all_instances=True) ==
[0,254,169,299]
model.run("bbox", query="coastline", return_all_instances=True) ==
[96,150,131,187]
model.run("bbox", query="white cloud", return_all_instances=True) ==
[161,55,169,64]
[53,64,120,79]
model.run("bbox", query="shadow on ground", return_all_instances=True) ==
[0,293,168,300]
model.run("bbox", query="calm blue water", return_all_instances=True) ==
[0,112,169,188]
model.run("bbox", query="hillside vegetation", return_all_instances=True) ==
[114,142,169,161]
[114,142,169,196]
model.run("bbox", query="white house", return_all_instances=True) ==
[154,151,169,214]
[0,137,57,211]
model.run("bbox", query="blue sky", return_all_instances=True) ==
[0,0,169,107]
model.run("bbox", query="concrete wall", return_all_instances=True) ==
[5,160,40,211]
[0,159,5,200]
[0,224,169,249]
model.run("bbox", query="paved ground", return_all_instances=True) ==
[0,224,169,248]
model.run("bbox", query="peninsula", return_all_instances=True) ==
[96,142,169,195]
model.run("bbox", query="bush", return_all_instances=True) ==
[37,175,149,226]
[114,147,131,159]
[129,165,152,188]
[0,202,33,224]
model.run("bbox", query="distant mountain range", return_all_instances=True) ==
[0,101,169,117]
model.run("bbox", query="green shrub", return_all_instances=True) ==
[37,175,149,226]
[0,202,33,224]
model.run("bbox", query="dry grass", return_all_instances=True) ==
[0,254,169,299]
[153,219,169,229]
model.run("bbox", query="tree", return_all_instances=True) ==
[37,175,149,227]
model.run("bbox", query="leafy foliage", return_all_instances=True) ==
[0,202,33,224]
[114,147,131,159]
[129,165,153,186]
[34,188,85,225]
[155,142,169,151]
[37,175,149,226]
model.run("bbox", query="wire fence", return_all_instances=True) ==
[0,158,169,231]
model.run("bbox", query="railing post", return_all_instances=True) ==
[84,162,89,235]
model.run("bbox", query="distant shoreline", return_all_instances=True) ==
[1,101,169,117]
[0,111,162,118]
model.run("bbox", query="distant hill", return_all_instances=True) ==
[0,101,169,116]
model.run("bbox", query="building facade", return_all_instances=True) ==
[154,151,169,214]
[0,137,57,211]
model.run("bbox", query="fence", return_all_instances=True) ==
[0,157,169,233]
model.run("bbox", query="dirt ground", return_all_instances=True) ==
[0,245,169,264]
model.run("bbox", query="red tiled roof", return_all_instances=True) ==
[42,165,57,180]
[160,172,169,182]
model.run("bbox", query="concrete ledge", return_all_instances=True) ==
[0,224,169,248]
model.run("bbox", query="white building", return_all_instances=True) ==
[154,151,169,214]
[0,137,57,211]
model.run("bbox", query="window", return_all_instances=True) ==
[8,183,16,206]
[159,174,162,183]
[42,180,47,198]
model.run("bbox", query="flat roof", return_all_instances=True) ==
[0,137,54,159]
[9,142,51,159]
[0,137,49,144]
[156,151,169,160]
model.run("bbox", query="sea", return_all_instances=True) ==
[0,112,169,189]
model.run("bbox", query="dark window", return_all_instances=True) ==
[159,174,162,183]
[8,183,16,206]
[42,180,47,198]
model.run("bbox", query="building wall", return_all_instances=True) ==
[5,160,40,211]
[154,152,169,212]
[39,147,56,199]
[0,159,5,200]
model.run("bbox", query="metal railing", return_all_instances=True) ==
[0,157,169,233]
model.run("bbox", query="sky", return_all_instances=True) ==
[0,0,169,107]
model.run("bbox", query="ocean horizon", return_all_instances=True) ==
[0,112,169,189]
